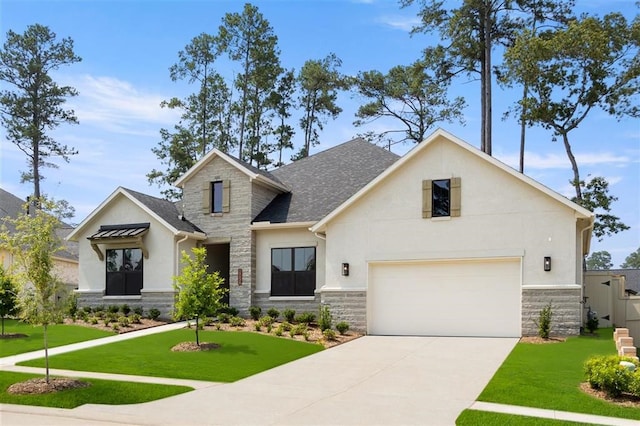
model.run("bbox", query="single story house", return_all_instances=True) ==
[1,188,79,290]
[67,129,594,337]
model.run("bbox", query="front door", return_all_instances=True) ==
[206,243,231,306]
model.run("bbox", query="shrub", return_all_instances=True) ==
[89,316,98,325]
[82,306,92,314]
[130,313,142,324]
[249,306,262,321]
[318,305,332,331]
[259,315,274,327]
[266,323,273,333]
[112,323,119,331]
[218,313,230,323]
[534,303,552,339]
[584,355,635,397]
[295,312,315,325]
[336,321,349,335]
[283,309,296,323]
[67,293,78,318]
[267,308,280,320]
[230,316,245,327]
[274,326,283,337]
[78,310,89,322]
[280,321,292,331]
[118,316,130,327]
[254,323,262,332]
[94,305,105,313]
[218,306,239,316]
[323,329,337,341]
[120,304,131,316]
[148,308,161,320]
[108,305,120,314]
[133,306,144,316]
[293,323,307,336]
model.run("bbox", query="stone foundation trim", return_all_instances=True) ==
[521,287,581,336]
[320,289,366,332]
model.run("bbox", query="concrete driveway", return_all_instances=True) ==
[1,336,517,425]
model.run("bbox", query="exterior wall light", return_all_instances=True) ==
[342,263,349,276]
[544,256,552,271]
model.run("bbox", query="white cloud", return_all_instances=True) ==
[497,151,632,171]
[376,15,421,32]
[62,74,180,136]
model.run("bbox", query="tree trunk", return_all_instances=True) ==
[44,323,50,383]
[195,316,200,346]
[561,131,582,201]
[519,83,528,173]
[482,1,492,156]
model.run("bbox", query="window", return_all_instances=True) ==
[422,177,461,218]
[271,247,316,296]
[212,181,223,213]
[202,180,230,214]
[106,248,143,295]
[432,179,450,217]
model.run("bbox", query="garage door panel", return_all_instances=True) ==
[368,259,521,337]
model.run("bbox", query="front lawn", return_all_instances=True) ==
[19,329,324,382]
[0,319,114,357]
[0,371,192,408]
[456,409,589,425]
[476,328,640,420]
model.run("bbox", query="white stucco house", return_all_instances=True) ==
[67,129,594,337]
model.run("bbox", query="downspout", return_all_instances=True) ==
[579,220,594,327]
[314,232,326,241]
[175,233,190,276]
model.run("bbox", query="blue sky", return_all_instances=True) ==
[1,0,638,267]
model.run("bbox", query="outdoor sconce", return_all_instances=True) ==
[342,263,350,276]
[544,256,552,272]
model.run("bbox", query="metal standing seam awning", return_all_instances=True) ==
[87,223,150,261]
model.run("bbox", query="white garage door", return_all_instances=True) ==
[368,258,521,337]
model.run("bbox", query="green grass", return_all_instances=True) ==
[478,328,640,420]
[19,329,324,382]
[0,319,114,357]
[456,409,590,425]
[0,371,192,408]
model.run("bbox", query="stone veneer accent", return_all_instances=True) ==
[321,290,367,332]
[75,290,175,320]
[521,287,581,336]
[180,156,279,317]
[252,292,320,316]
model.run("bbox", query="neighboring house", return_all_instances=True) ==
[0,188,79,290]
[68,129,594,337]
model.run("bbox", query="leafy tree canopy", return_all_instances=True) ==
[585,251,613,270]
[621,247,640,269]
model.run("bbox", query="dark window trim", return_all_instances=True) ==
[432,178,451,217]
[270,247,316,297]
[211,181,223,213]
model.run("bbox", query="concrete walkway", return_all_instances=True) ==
[0,326,638,425]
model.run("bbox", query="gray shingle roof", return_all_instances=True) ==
[0,187,78,261]
[254,138,400,223]
[609,269,640,294]
[122,188,203,234]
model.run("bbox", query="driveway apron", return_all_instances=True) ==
[1,336,517,425]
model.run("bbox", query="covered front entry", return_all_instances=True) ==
[367,258,522,337]
[206,243,230,306]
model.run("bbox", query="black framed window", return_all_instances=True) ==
[432,179,450,217]
[211,181,223,213]
[106,248,143,295]
[271,247,316,296]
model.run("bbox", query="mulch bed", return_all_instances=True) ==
[7,377,90,395]
[580,382,640,408]
[171,341,220,352]
[519,336,567,344]
[0,333,28,339]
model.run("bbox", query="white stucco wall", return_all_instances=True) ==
[74,195,179,295]
[255,228,326,296]
[323,136,582,291]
